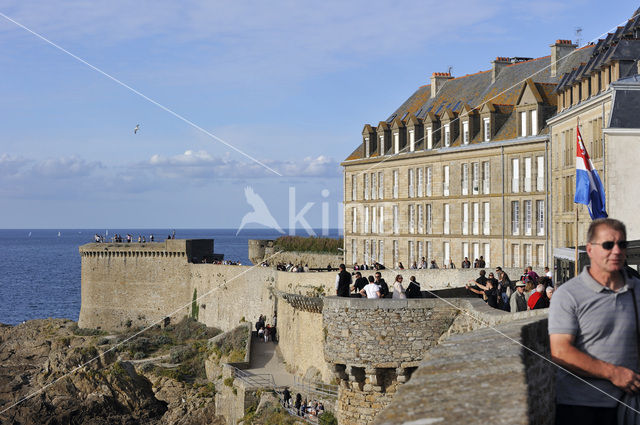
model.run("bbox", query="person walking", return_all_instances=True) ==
[392,275,406,299]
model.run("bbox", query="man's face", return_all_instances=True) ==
[517,286,525,293]
[375,273,381,281]
[587,225,627,274]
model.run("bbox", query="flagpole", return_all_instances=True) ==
[575,206,579,277]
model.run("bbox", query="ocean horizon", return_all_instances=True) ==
[0,228,342,326]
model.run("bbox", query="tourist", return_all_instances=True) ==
[466,279,499,309]
[527,266,539,282]
[410,261,418,270]
[353,262,359,270]
[495,266,511,286]
[473,258,479,268]
[448,259,456,269]
[549,218,640,425]
[544,266,553,286]
[335,264,352,297]
[398,262,405,270]
[405,276,421,298]
[527,284,550,310]
[374,272,389,298]
[353,272,368,297]
[524,278,536,300]
[509,281,527,312]
[466,270,488,297]
[282,387,291,408]
[461,257,471,268]
[317,402,324,415]
[392,275,406,299]
[361,276,381,299]
[295,393,302,416]
[150,234,154,242]
[419,257,428,269]
[478,256,486,268]
[429,260,438,269]
[496,271,512,311]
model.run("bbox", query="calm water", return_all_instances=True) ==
[0,228,341,325]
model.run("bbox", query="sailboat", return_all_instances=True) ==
[57,231,61,237]
[28,231,32,237]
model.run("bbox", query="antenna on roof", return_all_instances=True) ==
[575,27,583,47]
[447,66,453,75]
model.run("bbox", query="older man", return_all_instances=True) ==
[549,218,640,425]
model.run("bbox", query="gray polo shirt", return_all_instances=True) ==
[549,267,640,407]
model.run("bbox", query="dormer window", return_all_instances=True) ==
[444,124,450,147]
[520,111,527,137]
[409,130,415,152]
[365,137,370,157]
[483,118,491,141]
[380,134,385,153]
[394,132,399,154]
[427,127,433,149]
[531,110,538,135]
[463,121,469,144]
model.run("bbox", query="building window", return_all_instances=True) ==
[427,127,433,149]
[393,240,399,267]
[443,165,450,196]
[427,241,432,261]
[511,244,520,268]
[393,205,399,234]
[524,244,533,267]
[443,242,450,265]
[483,118,490,141]
[536,200,545,236]
[462,242,469,260]
[472,162,479,195]
[531,109,538,136]
[352,239,357,265]
[472,202,479,235]
[524,157,532,192]
[473,242,480,263]
[463,121,469,144]
[409,241,415,265]
[536,244,544,267]
[483,202,490,235]
[426,167,432,196]
[418,204,424,234]
[364,206,370,234]
[379,240,384,264]
[365,137,370,157]
[364,240,370,265]
[394,132,400,155]
[462,203,469,235]
[408,168,415,198]
[409,129,415,152]
[364,174,370,200]
[483,161,490,194]
[380,134,385,154]
[393,170,399,199]
[444,124,450,147]
[378,172,384,199]
[444,204,450,235]
[524,200,532,236]
[483,243,490,267]
[409,204,415,234]
[426,204,432,234]
[372,206,377,235]
[379,206,384,234]
[512,201,520,235]
[351,174,357,201]
[536,156,544,192]
[371,239,376,264]
[418,168,424,197]
[520,111,527,137]
[461,164,469,196]
[352,207,357,233]
[371,172,377,200]
[418,241,424,262]
[512,158,520,193]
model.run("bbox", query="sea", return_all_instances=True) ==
[0,228,341,326]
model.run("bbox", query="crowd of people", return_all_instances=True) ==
[465,265,554,312]
[335,264,423,299]
[255,313,277,343]
[281,388,325,419]
[93,231,176,243]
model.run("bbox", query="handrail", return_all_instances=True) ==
[228,365,276,389]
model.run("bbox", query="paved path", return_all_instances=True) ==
[245,335,294,388]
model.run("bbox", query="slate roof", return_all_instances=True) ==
[609,75,640,128]
[344,46,593,161]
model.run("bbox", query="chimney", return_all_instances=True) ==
[491,57,511,83]
[550,39,577,77]
[430,72,453,98]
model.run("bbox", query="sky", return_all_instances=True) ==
[0,0,637,231]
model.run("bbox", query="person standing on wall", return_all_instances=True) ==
[549,218,640,425]
[335,264,352,297]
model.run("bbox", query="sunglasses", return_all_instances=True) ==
[590,240,629,250]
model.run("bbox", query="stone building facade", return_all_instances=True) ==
[548,10,640,248]
[342,43,592,269]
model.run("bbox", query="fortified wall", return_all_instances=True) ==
[79,239,551,424]
[248,239,343,268]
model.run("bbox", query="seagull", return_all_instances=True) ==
[236,186,285,236]
[134,124,140,134]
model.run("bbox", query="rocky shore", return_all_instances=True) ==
[0,318,227,425]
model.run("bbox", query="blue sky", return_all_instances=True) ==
[0,0,637,229]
